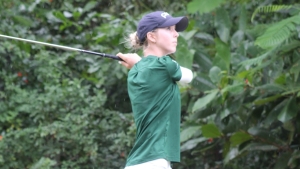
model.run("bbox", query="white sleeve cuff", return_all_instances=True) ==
[179,66,193,83]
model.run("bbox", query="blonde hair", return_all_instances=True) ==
[125,31,148,50]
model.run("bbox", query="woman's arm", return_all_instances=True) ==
[179,66,193,83]
[117,52,141,69]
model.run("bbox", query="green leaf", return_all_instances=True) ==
[277,97,298,123]
[63,11,73,18]
[214,8,232,43]
[254,94,282,105]
[251,5,293,22]
[180,126,201,143]
[192,89,219,112]
[280,40,300,54]
[230,131,252,147]
[288,151,300,168]
[201,123,222,138]
[193,74,216,92]
[220,109,230,120]
[255,15,300,49]
[209,66,222,83]
[181,30,197,41]
[222,140,230,159]
[283,121,295,144]
[231,30,245,49]
[221,83,244,95]
[83,1,97,12]
[282,87,300,96]
[19,42,32,53]
[187,0,225,14]
[30,157,56,169]
[213,39,231,71]
[243,143,279,151]
[12,16,33,27]
[263,99,286,125]
[194,50,213,72]
[248,127,285,145]
[224,147,239,164]
[255,83,286,93]
[176,36,195,69]
[239,49,273,67]
[283,120,295,132]
[238,4,247,31]
[194,32,214,43]
[180,137,207,152]
[274,152,292,169]
[290,59,300,82]
[53,11,68,22]
[274,74,286,85]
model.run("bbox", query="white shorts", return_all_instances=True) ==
[124,159,172,169]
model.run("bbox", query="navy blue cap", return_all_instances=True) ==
[137,11,189,43]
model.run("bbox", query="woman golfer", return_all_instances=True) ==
[117,11,193,169]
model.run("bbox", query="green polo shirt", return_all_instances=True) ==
[125,55,182,166]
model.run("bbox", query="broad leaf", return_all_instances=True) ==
[254,94,282,105]
[209,66,222,83]
[238,4,247,31]
[30,157,56,169]
[201,123,222,138]
[290,59,300,82]
[230,131,252,147]
[83,1,97,12]
[263,99,286,125]
[251,5,293,22]
[255,15,300,49]
[187,0,225,14]
[221,83,244,95]
[277,97,298,123]
[274,152,292,169]
[193,75,216,92]
[176,36,195,69]
[243,143,279,151]
[213,39,231,71]
[248,127,285,145]
[214,8,232,43]
[231,30,245,49]
[192,89,219,112]
[224,147,239,164]
[180,126,201,143]
[181,137,207,152]
[12,15,33,27]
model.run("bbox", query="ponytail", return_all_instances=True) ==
[125,31,147,50]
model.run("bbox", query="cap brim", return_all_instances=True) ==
[159,16,189,32]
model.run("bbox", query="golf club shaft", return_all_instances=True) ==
[0,34,123,61]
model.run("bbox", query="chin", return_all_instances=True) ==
[165,49,176,55]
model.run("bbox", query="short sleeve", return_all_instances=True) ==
[158,56,182,81]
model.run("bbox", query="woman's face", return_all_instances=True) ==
[152,25,179,55]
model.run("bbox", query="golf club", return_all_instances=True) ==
[0,34,123,61]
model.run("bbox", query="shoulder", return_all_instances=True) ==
[130,55,179,72]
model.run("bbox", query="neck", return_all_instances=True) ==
[143,43,168,57]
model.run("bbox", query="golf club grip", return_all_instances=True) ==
[81,50,123,61]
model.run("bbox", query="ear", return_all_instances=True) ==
[146,32,157,43]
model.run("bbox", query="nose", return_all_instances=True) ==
[174,30,179,37]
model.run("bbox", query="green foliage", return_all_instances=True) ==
[177,1,300,169]
[255,15,300,49]
[0,0,138,168]
[251,5,293,22]
[251,5,300,49]
[1,0,300,169]
[187,0,225,14]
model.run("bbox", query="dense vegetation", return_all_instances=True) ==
[0,0,299,168]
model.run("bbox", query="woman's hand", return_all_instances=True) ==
[117,52,141,69]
